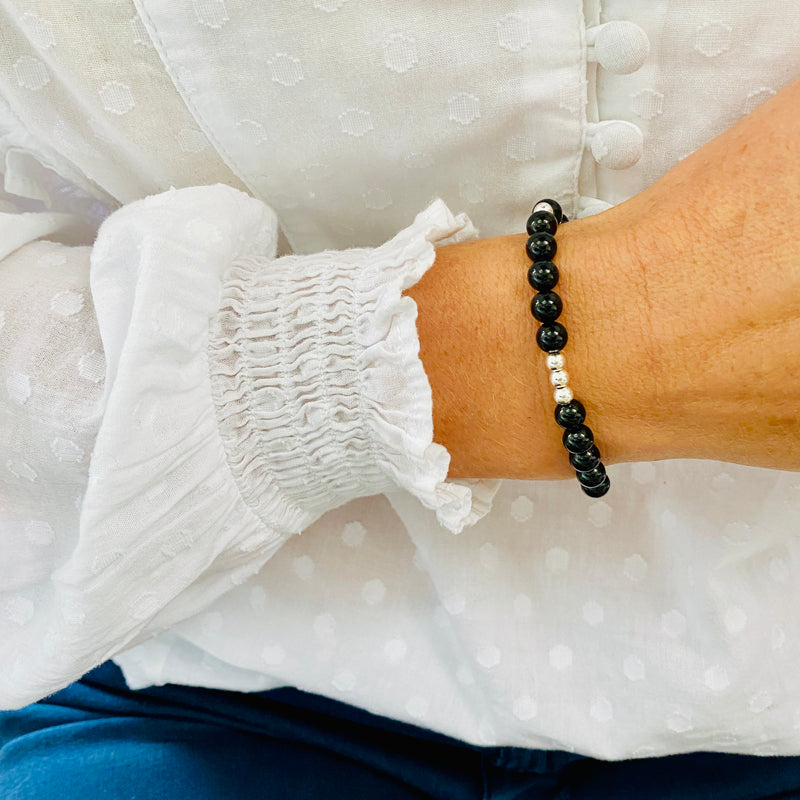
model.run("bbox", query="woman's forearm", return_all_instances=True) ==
[406,75,800,480]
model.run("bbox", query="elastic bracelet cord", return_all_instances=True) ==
[525,199,611,498]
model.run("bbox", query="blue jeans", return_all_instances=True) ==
[1,662,800,799]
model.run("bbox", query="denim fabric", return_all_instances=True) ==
[1,662,799,800]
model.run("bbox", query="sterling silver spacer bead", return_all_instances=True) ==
[533,201,554,216]
[554,386,574,404]
[546,353,565,371]
[550,369,569,388]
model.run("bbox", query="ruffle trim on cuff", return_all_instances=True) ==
[209,198,498,538]
[354,198,499,534]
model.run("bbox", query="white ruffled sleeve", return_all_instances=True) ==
[0,183,498,708]
[208,192,494,535]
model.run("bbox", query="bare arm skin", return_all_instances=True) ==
[405,76,800,480]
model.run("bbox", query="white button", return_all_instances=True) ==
[587,21,650,75]
[586,120,643,170]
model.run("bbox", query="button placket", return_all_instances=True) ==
[580,15,650,212]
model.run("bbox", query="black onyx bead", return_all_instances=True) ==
[530,291,562,323]
[526,210,558,236]
[535,323,567,352]
[562,424,594,454]
[581,475,611,498]
[527,261,559,292]
[536,198,563,224]
[569,444,601,471]
[525,233,557,262]
[554,399,586,429]
[576,463,607,488]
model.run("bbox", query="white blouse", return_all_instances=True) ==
[1,0,800,760]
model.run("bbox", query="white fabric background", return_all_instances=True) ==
[1,0,800,759]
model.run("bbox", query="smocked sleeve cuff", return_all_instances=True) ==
[0,187,501,709]
[210,197,498,535]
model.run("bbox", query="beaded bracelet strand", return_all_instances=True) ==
[525,199,611,498]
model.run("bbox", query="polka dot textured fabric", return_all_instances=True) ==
[2,0,800,761]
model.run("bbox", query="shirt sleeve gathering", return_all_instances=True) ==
[0,181,499,710]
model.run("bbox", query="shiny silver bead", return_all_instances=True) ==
[550,369,569,388]
[554,386,574,404]
[546,353,565,371]
[533,201,554,216]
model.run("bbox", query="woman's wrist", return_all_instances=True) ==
[412,77,800,482]
[405,213,659,481]
[538,211,676,471]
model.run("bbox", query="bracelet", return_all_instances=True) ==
[525,199,611,498]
